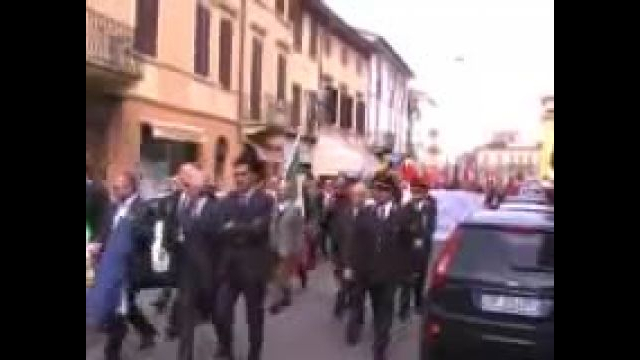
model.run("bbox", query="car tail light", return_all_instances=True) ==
[425,317,442,343]
[429,229,462,291]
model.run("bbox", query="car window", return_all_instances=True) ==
[450,226,554,278]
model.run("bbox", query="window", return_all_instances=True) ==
[219,19,233,90]
[250,38,263,120]
[134,0,159,57]
[341,45,349,66]
[277,54,287,101]
[292,7,302,51]
[288,0,299,21]
[306,91,317,133]
[325,87,337,125]
[214,137,229,184]
[340,94,353,129]
[355,100,366,135]
[292,84,301,128]
[276,0,285,16]
[194,4,211,76]
[356,57,363,75]
[309,18,318,59]
[324,34,332,56]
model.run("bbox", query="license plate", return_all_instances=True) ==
[480,294,544,317]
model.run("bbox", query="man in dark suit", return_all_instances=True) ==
[216,146,274,360]
[172,165,225,360]
[149,177,185,339]
[343,173,402,360]
[325,176,358,318]
[86,164,109,244]
[94,171,157,360]
[398,178,437,319]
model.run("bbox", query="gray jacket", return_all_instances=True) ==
[270,201,304,258]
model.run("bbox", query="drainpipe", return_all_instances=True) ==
[236,0,247,145]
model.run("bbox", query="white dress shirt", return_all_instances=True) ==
[113,194,138,229]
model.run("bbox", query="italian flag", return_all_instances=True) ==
[283,131,305,216]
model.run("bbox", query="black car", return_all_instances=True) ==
[420,210,554,360]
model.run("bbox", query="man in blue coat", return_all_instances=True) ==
[87,171,157,360]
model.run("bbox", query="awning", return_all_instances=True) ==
[143,120,205,143]
[312,135,377,177]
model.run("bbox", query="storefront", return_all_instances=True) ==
[90,97,239,194]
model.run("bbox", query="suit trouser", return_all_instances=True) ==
[176,276,222,360]
[347,280,396,357]
[399,269,427,314]
[217,276,267,360]
[104,290,156,359]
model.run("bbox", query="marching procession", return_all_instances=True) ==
[86,144,439,360]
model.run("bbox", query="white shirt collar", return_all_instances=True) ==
[113,194,138,228]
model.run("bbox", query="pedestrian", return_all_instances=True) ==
[149,177,182,330]
[343,172,402,360]
[173,164,225,360]
[86,163,109,245]
[215,144,274,360]
[325,175,357,319]
[302,174,323,271]
[87,171,157,360]
[397,177,437,320]
[268,179,305,314]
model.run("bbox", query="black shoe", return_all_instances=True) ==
[269,297,292,315]
[215,346,233,359]
[333,296,345,319]
[165,327,178,341]
[399,309,410,323]
[248,349,261,360]
[300,272,308,289]
[346,324,362,346]
[139,333,156,350]
[105,351,121,360]
[374,352,387,360]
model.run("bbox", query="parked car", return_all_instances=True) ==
[503,194,550,206]
[420,209,554,360]
[499,202,554,214]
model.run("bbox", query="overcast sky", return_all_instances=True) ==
[325,0,554,158]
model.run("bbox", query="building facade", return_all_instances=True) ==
[539,95,554,180]
[359,31,414,156]
[87,0,409,188]
[87,0,242,193]
[472,143,542,185]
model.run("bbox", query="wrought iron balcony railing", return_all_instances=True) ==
[240,93,293,129]
[86,7,141,77]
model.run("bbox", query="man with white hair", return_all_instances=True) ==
[172,164,225,360]
[268,180,304,314]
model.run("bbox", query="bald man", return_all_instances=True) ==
[171,165,226,360]
[93,171,157,360]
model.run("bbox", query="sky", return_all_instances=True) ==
[325,0,554,159]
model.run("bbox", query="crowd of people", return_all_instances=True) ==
[86,144,438,360]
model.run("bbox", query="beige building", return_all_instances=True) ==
[87,0,242,192]
[473,143,542,184]
[86,0,381,189]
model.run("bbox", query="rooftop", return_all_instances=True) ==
[357,29,414,77]
[303,0,372,55]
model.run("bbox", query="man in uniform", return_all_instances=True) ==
[398,177,437,319]
[343,172,402,360]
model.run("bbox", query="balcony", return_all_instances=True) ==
[367,131,395,154]
[86,7,141,86]
[241,93,293,138]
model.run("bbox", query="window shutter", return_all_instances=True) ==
[219,18,233,90]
